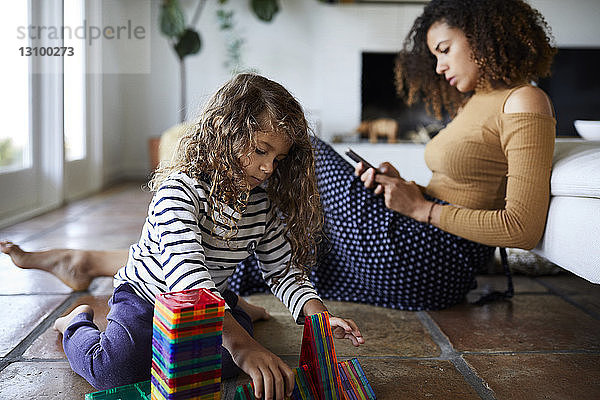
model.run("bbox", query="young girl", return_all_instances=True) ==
[50,73,364,400]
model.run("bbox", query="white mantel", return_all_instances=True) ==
[331,142,430,186]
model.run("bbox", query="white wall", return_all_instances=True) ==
[101,0,600,183]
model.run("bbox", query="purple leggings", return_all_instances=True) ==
[62,283,252,390]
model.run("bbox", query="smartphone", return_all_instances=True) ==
[345,148,379,173]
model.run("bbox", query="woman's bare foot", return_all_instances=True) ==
[237,296,270,322]
[1,241,93,291]
[53,304,94,334]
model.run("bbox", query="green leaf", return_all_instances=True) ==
[250,0,279,22]
[174,29,202,60]
[160,1,185,38]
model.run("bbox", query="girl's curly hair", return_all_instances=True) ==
[150,73,323,279]
[395,0,557,119]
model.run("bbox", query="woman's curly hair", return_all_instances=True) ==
[395,0,557,118]
[150,73,323,279]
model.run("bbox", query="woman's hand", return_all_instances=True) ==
[374,174,433,223]
[356,160,437,223]
[303,299,365,347]
[355,161,401,193]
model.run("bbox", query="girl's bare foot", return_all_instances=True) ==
[1,241,93,291]
[237,296,270,322]
[53,304,94,334]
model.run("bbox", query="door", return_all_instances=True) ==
[0,0,101,228]
[0,0,62,227]
[63,0,101,201]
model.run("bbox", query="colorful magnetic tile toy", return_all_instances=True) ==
[86,304,376,400]
[84,380,151,400]
[337,358,376,400]
[234,311,376,400]
[151,288,225,400]
[233,382,257,400]
[289,364,318,400]
[298,311,344,400]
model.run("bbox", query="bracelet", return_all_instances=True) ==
[427,202,435,224]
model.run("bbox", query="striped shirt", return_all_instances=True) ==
[114,171,321,322]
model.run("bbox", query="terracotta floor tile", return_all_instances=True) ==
[0,294,68,357]
[537,274,600,316]
[0,229,30,244]
[222,358,476,400]
[471,274,549,294]
[88,277,116,296]
[246,294,304,356]
[0,257,72,295]
[23,295,111,359]
[327,301,440,357]
[246,294,440,358]
[0,211,72,234]
[26,234,138,251]
[537,274,600,296]
[48,219,143,237]
[429,295,600,352]
[464,353,600,400]
[21,326,65,360]
[568,294,600,318]
[356,359,480,400]
[3,182,599,399]
[253,315,305,356]
[0,361,95,399]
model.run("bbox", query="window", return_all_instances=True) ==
[0,1,31,173]
[63,0,86,161]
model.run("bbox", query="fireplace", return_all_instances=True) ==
[538,47,600,137]
[361,52,446,142]
[362,48,600,139]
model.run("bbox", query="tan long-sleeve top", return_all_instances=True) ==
[424,86,556,249]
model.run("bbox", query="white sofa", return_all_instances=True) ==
[332,139,600,284]
[532,140,600,283]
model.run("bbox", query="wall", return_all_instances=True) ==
[101,0,600,182]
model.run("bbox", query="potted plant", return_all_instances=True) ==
[159,0,280,123]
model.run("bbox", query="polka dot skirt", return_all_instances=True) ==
[228,139,495,310]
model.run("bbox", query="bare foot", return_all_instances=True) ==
[1,241,93,291]
[53,304,94,334]
[237,296,270,322]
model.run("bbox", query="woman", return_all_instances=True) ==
[230,0,556,309]
[2,0,556,311]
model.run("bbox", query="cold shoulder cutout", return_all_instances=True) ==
[503,85,554,116]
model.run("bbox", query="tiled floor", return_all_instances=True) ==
[1,182,599,399]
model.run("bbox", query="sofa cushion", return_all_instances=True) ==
[533,195,600,283]
[551,141,600,198]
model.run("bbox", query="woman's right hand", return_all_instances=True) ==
[355,161,401,195]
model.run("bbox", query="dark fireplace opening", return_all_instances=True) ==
[361,52,446,142]
[538,47,600,137]
[362,48,600,139]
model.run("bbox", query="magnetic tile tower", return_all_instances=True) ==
[151,288,225,400]
[234,311,376,400]
[299,311,344,400]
